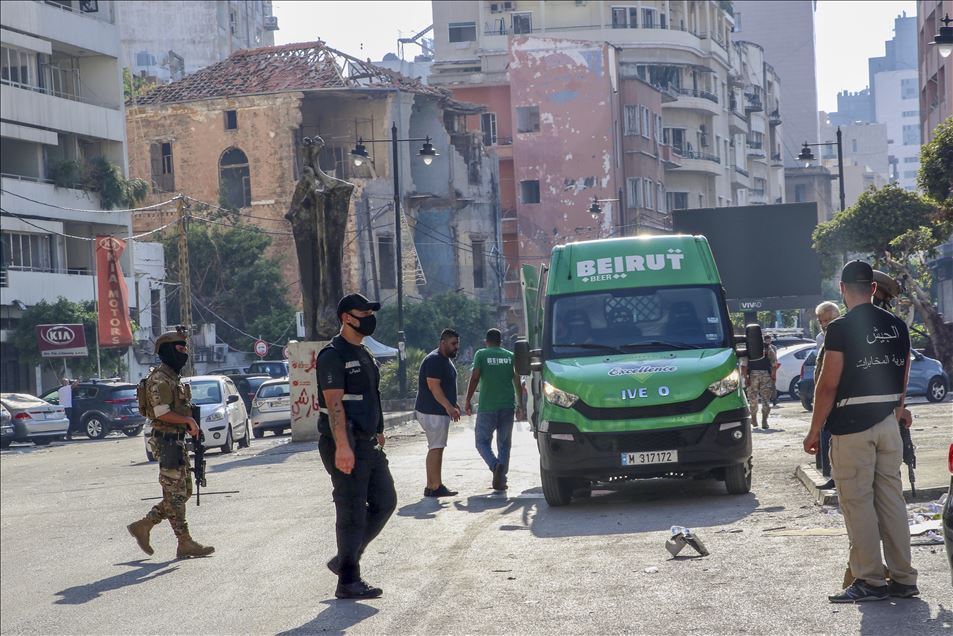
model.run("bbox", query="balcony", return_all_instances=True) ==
[0,83,124,142]
[731,165,750,188]
[0,268,132,308]
[769,109,782,126]
[2,1,120,58]
[659,144,683,169]
[770,153,784,168]
[669,150,721,176]
[748,188,768,204]
[746,140,766,158]
[744,94,764,113]
[664,88,721,116]
[0,175,117,224]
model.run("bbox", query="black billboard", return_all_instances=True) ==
[672,203,822,312]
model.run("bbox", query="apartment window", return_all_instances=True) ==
[623,105,640,135]
[794,183,808,203]
[655,115,663,142]
[229,10,238,35]
[149,142,175,192]
[851,139,858,153]
[377,236,396,290]
[902,124,920,146]
[150,288,162,337]
[641,8,657,28]
[2,232,52,272]
[136,51,156,67]
[471,239,486,288]
[224,110,238,130]
[448,22,477,43]
[626,177,641,208]
[481,113,497,146]
[219,147,252,209]
[1,45,38,88]
[902,110,918,117]
[903,156,919,163]
[640,107,650,139]
[520,180,541,204]
[657,183,665,212]
[667,192,689,210]
[903,170,918,179]
[642,178,654,209]
[516,106,540,133]
[666,128,686,154]
[611,6,638,28]
[512,13,532,34]
[900,78,917,100]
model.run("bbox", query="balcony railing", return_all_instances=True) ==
[749,188,766,197]
[676,150,720,163]
[4,264,92,276]
[734,165,749,177]
[676,88,719,104]
[0,74,116,110]
[746,140,763,150]
[769,110,782,125]
[0,268,8,288]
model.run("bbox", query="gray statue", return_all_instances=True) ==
[285,136,355,341]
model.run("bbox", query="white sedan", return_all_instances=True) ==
[775,343,816,399]
[143,375,251,461]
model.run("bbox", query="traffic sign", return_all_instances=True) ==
[282,345,290,360]
[254,339,268,358]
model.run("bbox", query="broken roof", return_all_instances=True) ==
[130,40,482,113]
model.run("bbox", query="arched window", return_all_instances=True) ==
[219,147,251,209]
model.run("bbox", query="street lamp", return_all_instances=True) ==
[932,14,953,58]
[350,124,438,398]
[587,196,619,220]
[797,126,846,212]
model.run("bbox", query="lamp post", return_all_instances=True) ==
[798,126,846,212]
[587,196,621,236]
[932,14,953,58]
[351,123,438,398]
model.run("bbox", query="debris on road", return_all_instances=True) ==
[644,566,659,573]
[763,528,847,536]
[666,526,710,557]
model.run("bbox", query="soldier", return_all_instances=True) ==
[743,334,778,429]
[127,329,215,559]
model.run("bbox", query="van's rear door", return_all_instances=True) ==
[520,264,546,431]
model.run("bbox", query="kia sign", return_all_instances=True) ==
[36,324,89,358]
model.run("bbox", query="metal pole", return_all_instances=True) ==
[176,196,195,377]
[90,232,102,378]
[836,126,846,212]
[392,122,406,398]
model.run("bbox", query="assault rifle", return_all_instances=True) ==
[899,417,916,497]
[191,405,208,506]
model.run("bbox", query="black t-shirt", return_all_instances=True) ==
[414,349,457,415]
[824,303,910,435]
[316,335,383,436]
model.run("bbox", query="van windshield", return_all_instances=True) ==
[547,285,728,357]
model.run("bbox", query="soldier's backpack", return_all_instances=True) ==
[136,370,156,420]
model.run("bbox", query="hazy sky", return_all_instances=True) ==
[273,0,918,115]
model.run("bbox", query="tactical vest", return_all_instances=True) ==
[316,337,381,437]
[140,365,192,434]
[748,347,773,372]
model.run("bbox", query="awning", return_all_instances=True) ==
[364,336,398,359]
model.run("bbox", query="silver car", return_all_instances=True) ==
[1,404,14,449]
[0,393,69,446]
[250,377,291,438]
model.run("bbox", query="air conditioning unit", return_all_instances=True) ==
[212,344,228,363]
[79,0,99,13]
[490,2,501,13]
[263,15,278,30]
[503,1,514,10]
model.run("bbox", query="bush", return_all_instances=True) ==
[375,293,496,352]
[378,347,472,402]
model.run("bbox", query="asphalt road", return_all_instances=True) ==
[1,399,951,635]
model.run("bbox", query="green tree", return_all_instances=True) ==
[374,293,497,352]
[162,221,296,352]
[917,116,953,213]
[11,298,129,383]
[123,67,157,102]
[813,182,953,374]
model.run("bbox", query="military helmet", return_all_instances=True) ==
[154,326,188,353]
[872,269,901,301]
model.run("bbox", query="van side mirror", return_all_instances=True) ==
[514,339,530,376]
[746,324,764,360]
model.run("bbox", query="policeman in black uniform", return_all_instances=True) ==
[317,293,397,599]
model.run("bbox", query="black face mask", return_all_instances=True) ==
[347,313,376,337]
[158,342,189,373]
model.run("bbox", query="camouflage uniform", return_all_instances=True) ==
[745,345,778,426]
[144,364,194,536]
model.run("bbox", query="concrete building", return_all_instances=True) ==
[732,0,819,167]
[1,0,164,393]
[829,88,874,126]
[785,165,835,224]
[429,0,784,308]
[126,42,503,318]
[817,114,890,207]
[919,0,953,143]
[119,0,278,84]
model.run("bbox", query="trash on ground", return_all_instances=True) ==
[908,519,942,536]
[666,525,710,557]
[763,528,848,537]
[644,566,659,573]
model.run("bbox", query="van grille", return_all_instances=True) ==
[584,424,709,453]
[572,390,715,421]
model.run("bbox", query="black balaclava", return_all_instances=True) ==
[158,341,189,373]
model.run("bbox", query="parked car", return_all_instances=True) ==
[208,366,248,375]
[774,343,815,399]
[143,375,250,461]
[1,404,14,449]
[799,348,949,411]
[247,360,288,378]
[0,393,69,446]
[250,377,291,438]
[41,381,145,439]
[225,374,271,412]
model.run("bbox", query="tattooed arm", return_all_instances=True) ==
[322,388,354,474]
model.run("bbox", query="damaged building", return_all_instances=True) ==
[126,41,504,321]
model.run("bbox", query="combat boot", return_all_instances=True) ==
[127,518,157,556]
[176,533,215,559]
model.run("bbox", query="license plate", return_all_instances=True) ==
[46,412,61,420]
[268,401,282,408]
[621,450,678,466]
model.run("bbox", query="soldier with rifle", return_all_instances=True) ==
[128,328,215,559]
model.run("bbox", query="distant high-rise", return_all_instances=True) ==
[733,0,819,167]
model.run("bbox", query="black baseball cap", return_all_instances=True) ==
[841,260,874,284]
[337,293,381,319]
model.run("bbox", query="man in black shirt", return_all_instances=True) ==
[414,328,461,497]
[316,293,397,600]
[803,261,918,603]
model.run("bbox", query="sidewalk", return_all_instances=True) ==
[384,410,416,428]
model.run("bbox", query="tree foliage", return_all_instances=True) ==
[123,67,157,102]
[917,116,953,212]
[374,293,497,352]
[11,298,128,381]
[162,220,296,352]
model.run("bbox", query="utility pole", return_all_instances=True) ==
[176,195,195,377]
[391,122,406,398]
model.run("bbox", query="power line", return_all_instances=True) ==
[0,208,179,241]
[0,188,179,214]
[191,294,292,348]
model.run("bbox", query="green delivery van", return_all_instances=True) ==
[515,235,765,506]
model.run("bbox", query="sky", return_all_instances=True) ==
[273,0,918,115]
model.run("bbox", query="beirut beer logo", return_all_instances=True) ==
[576,249,685,283]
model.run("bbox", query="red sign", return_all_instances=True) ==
[95,236,133,348]
[283,346,290,360]
[36,324,89,358]
[254,339,268,357]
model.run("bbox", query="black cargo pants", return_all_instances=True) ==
[318,434,397,585]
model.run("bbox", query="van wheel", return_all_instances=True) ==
[926,377,948,402]
[541,465,573,506]
[724,460,752,494]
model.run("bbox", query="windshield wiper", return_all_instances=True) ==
[620,340,705,350]
[552,342,625,355]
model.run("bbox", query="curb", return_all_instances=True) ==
[795,463,948,506]
[383,411,416,429]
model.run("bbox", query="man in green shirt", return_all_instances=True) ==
[464,328,524,491]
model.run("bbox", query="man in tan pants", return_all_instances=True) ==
[803,260,918,603]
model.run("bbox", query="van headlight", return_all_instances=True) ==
[206,408,226,422]
[543,381,579,408]
[708,369,741,397]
